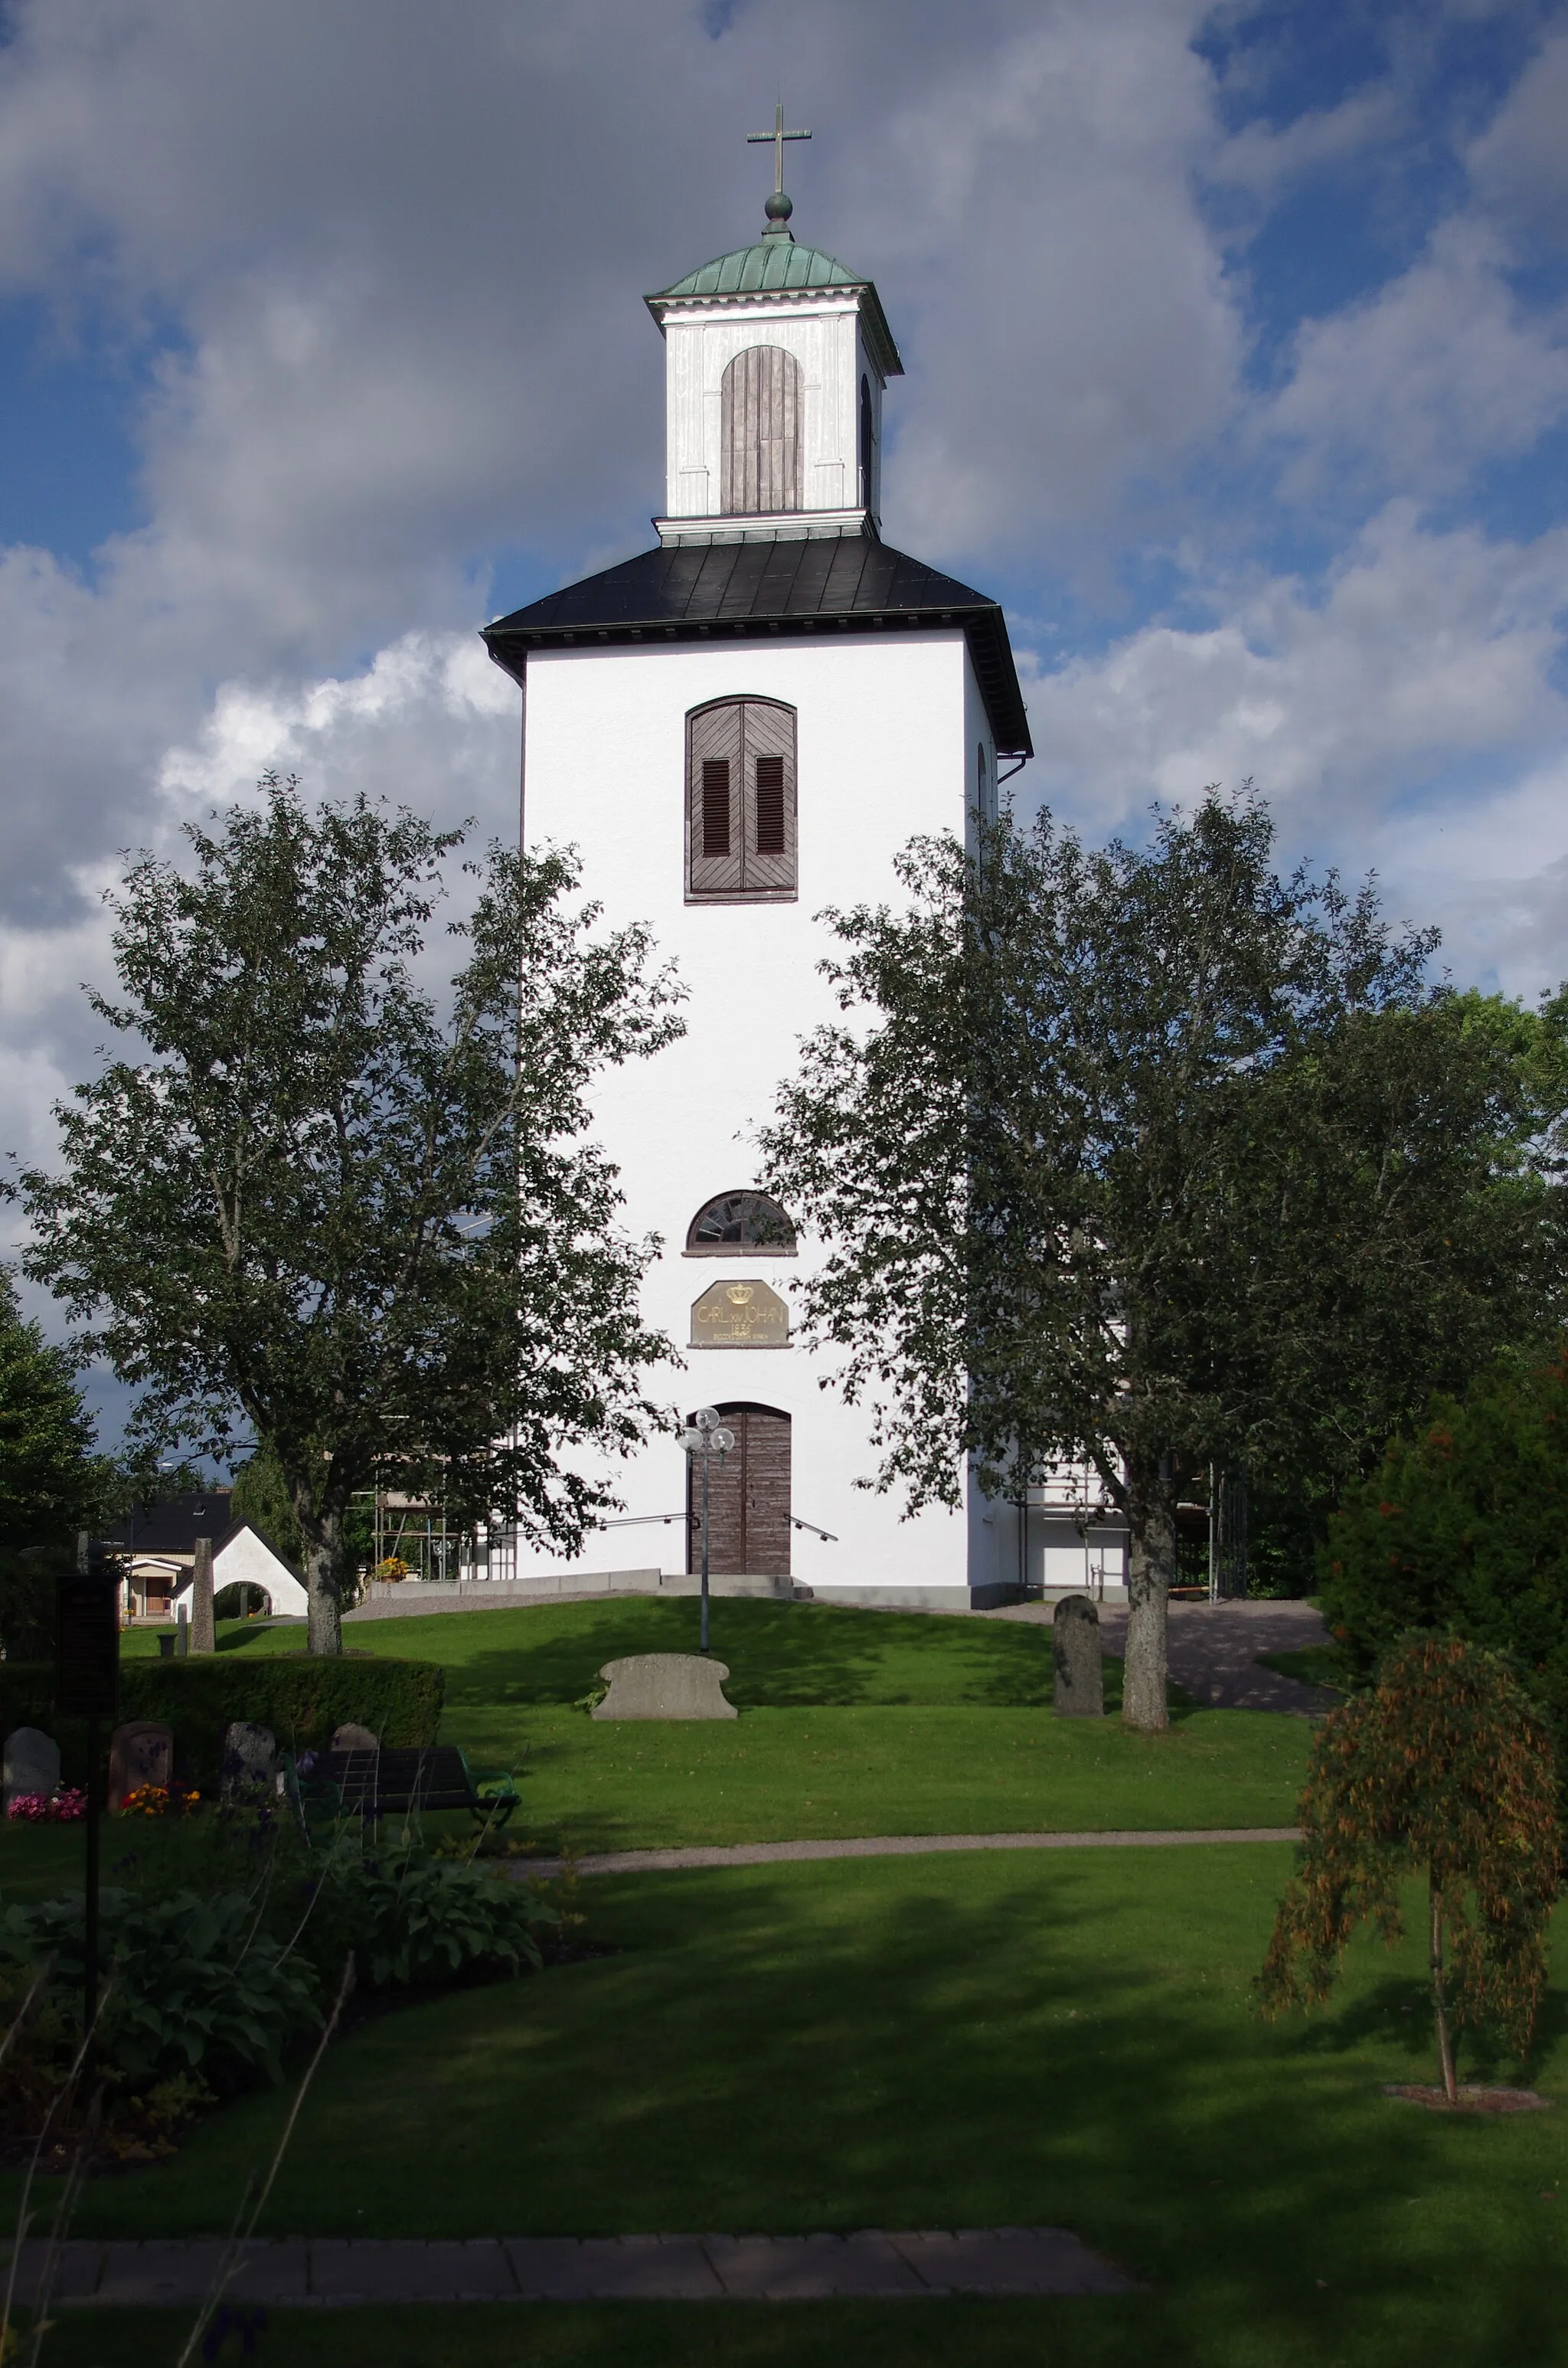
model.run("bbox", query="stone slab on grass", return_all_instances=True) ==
[305,2239,518,2301]
[891,2226,1135,2294]
[506,2236,725,2299]
[704,2232,926,2298]
[14,2229,1135,2306]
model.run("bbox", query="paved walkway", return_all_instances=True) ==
[520,1826,1299,1879]
[10,2229,1134,2307]
[987,1597,1336,1715]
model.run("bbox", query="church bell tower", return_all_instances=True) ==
[475,139,1086,1610]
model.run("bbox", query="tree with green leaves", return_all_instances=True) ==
[20,775,684,1654]
[1259,1636,1560,2105]
[228,1441,304,1567]
[1320,1346,1568,1801]
[761,795,1557,1729]
[0,1271,108,1657]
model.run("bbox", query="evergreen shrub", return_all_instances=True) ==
[1319,1349,1568,1799]
[0,1655,443,1791]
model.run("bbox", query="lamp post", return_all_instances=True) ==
[681,1408,734,1655]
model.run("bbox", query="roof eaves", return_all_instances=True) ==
[484,597,1031,758]
[645,273,903,378]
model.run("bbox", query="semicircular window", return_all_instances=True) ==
[687,1190,798,1257]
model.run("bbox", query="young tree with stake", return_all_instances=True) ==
[21,777,684,1654]
[1259,1636,1560,2105]
[763,795,1557,1727]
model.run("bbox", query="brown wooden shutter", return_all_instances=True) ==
[688,703,743,895]
[753,757,785,853]
[720,347,802,515]
[740,699,797,895]
[701,760,731,855]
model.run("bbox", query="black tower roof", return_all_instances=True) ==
[482,538,1032,760]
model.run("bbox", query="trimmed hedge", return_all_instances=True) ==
[0,1655,443,1794]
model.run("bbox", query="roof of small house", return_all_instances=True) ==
[483,538,1032,758]
[106,1491,233,1558]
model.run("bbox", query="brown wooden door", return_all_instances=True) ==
[720,346,802,514]
[688,1404,792,1576]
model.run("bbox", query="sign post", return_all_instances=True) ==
[56,1555,119,2059]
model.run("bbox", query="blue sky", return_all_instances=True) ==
[1,0,1566,1426]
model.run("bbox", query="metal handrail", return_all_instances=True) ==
[791,1517,838,1542]
[599,1513,686,1528]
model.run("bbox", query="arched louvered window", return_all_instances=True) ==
[686,698,797,901]
[686,1189,798,1257]
[721,346,802,515]
[859,373,874,509]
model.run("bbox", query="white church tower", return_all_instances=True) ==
[479,147,1129,1608]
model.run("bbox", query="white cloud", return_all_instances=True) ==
[1268,218,1568,500]
[1207,83,1404,205]
[158,630,515,816]
[871,3,1239,561]
[1465,29,1568,247]
[1018,504,1568,993]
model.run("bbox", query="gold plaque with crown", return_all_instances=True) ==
[691,1277,789,1347]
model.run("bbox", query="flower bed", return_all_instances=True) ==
[6,1787,87,1823]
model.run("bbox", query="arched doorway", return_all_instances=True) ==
[688,1403,792,1575]
[720,347,802,514]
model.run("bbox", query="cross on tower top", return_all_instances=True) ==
[746,100,810,235]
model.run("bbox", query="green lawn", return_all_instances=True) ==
[13,1846,1568,2368]
[103,1599,1308,1853]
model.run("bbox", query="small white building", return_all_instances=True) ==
[475,186,1129,1609]
[113,1492,309,1621]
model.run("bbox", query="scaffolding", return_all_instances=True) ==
[366,1490,466,1587]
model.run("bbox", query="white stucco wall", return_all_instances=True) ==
[174,1529,309,1618]
[504,628,1004,1602]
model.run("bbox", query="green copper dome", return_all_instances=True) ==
[649,238,864,300]
[645,237,903,376]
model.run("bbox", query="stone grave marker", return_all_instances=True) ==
[189,1536,216,1655]
[107,1720,174,1810]
[330,1723,379,1751]
[221,1721,277,1797]
[1053,1597,1103,1719]
[3,1727,61,1809]
[593,1654,738,1721]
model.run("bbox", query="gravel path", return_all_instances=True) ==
[986,1596,1337,1716]
[519,1826,1299,1879]
[9,2228,1134,2307]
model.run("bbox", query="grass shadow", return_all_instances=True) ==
[15,1852,1565,2368]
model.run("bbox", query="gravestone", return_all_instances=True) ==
[330,1723,379,1751]
[107,1720,174,1810]
[3,1727,61,1809]
[1053,1596,1104,1719]
[221,1721,277,1797]
[592,1654,738,1721]
[189,1536,216,1655]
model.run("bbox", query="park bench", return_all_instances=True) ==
[283,1743,519,1829]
